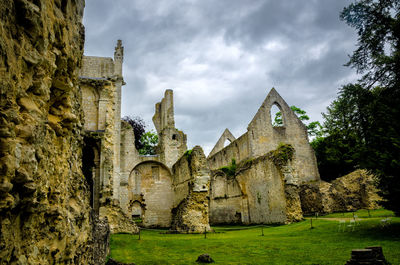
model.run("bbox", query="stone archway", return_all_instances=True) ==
[128,161,174,227]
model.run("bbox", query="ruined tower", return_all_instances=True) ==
[79,40,125,210]
[152,90,187,168]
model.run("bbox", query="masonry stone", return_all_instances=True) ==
[79,41,138,233]
[0,0,108,263]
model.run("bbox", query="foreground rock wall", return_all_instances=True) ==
[0,0,107,263]
[299,169,381,214]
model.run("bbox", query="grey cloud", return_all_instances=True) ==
[83,0,359,154]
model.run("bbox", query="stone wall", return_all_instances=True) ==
[207,88,315,224]
[208,128,236,157]
[209,172,245,224]
[152,90,187,168]
[119,121,141,213]
[171,146,211,233]
[208,88,320,184]
[79,42,131,233]
[208,133,250,171]
[127,161,175,227]
[0,0,107,264]
[209,144,303,224]
[79,56,115,78]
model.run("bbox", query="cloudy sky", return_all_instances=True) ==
[83,0,359,155]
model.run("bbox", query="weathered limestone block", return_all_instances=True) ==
[92,213,111,265]
[0,0,107,264]
[299,169,381,214]
[99,204,139,234]
[171,146,211,233]
[284,184,303,223]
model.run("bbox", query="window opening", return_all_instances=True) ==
[270,104,284,127]
[224,139,231,147]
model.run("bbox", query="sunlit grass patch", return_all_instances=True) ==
[109,209,400,265]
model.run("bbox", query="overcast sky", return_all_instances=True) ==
[83,0,359,155]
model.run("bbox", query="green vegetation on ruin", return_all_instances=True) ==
[109,209,400,264]
[268,143,295,168]
[219,158,237,177]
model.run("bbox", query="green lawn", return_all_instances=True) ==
[109,209,400,264]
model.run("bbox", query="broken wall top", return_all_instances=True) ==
[209,128,236,157]
[79,56,115,79]
[79,40,124,79]
[208,88,320,183]
[152,89,175,134]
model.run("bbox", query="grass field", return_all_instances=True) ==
[109,209,400,264]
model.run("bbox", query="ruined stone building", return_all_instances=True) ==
[79,40,321,229]
[79,40,124,214]
[0,1,380,264]
[207,88,320,224]
[79,44,210,232]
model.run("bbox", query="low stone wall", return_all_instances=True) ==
[99,204,138,234]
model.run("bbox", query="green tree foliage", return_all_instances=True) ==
[341,0,400,215]
[274,105,323,137]
[138,130,158,155]
[122,116,159,155]
[313,0,400,214]
[340,0,400,88]
[311,84,368,181]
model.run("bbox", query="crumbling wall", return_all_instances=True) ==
[79,43,128,231]
[99,204,138,234]
[171,146,211,233]
[152,90,175,133]
[152,90,187,168]
[0,0,106,264]
[209,144,303,224]
[299,169,382,214]
[246,88,319,183]
[208,88,320,185]
[208,128,236,157]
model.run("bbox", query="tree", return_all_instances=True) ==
[340,0,400,88]
[274,105,323,138]
[318,0,400,214]
[311,84,369,181]
[122,116,159,155]
[138,130,158,155]
[122,116,146,150]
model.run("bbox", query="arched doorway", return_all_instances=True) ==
[128,161,174,227]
